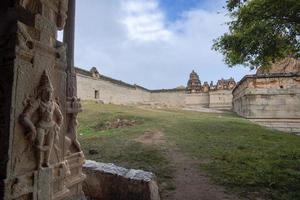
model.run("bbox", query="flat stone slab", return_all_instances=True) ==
[183,107,225,113]
[83,160,160,200]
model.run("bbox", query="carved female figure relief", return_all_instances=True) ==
[20,70,63,169]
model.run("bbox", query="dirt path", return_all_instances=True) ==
[164,148,241,200]
[134,130,165,145]
[135,131,241,200]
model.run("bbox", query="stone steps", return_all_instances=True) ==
[183,106,225,113]
[249,119,300,135]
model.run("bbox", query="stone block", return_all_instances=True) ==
[83,160,160,200]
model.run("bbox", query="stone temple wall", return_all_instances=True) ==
[76,68,234,110]
[233,73,300,133]
[77,73,151,105]
[209,90,233,109]
[150,91,186,107]
[185,93,210,108]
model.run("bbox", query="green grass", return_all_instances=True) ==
[78,101,300,200]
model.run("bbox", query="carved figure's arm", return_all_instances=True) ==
[54,102,63,127]
[19,100,39,139]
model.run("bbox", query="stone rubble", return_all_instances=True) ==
[105,118,138,129]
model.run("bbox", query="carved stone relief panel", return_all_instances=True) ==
[1,0,86,199]
[19,70,63,169]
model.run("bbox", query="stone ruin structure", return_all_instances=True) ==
[0,0,86,199]
[76,68,236,110]
[90,67,100,79]
[183,70,237,109]
[216,78,236,90]
[233,57,300,133]
[186,71,236,94]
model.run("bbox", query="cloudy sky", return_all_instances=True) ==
[73,0,253,89]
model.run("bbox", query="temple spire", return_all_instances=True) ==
[187,70,201,93]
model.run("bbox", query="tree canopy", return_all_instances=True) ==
[213,0,300,70]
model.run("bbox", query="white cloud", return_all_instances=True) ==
[74,0,251,89]
[121,0,172,42]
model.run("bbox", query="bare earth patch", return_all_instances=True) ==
[165,148,241,200]
[93,118,140,131]
[135,130,165,145]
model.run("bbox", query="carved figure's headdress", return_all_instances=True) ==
[39,70,54,92]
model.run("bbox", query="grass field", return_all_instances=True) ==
[78,101,300,200]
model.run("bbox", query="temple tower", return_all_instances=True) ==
[187,70,202,93]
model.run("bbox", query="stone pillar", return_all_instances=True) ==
[63,1,86,198]
[64,0,77,97]
[0,0,85,199]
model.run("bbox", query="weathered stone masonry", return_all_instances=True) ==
[76,67,236,110]
[233,58,300,133]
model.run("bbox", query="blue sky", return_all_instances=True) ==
[159,0,224,22]
[74,0,252,89]
[159,0,202,21]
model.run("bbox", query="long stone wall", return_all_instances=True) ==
[185,93,210,108]
[77,73,151,105]
[150,90,186,107]
[209,90,233,109]
[76,68,234,110]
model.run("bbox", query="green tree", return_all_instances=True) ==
[213,0,300,70]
